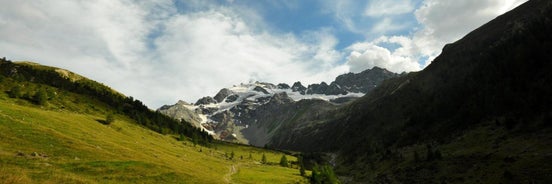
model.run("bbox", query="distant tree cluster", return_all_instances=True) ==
[310,164,339,184]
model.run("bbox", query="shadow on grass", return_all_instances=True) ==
[95,119,110,125]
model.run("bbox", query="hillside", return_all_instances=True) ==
[0,60,307,183]
[269,0,552,183]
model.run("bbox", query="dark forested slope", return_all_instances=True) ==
[275,0,552,183]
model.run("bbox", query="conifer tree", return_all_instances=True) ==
[261,153,267,164]
[279,155,289,167]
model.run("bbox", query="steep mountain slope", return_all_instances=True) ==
[273,0,552,183]
[159,67,398,146]
[0,60,306,183]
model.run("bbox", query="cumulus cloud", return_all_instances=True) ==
[344,0,527,72]
[152,9,345,104]
[0,0,344,107]
[364,0,415,17]
[346,36,421,73]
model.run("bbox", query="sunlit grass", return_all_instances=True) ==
[0,94,306,183]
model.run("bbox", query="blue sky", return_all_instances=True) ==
[0,0,526,107]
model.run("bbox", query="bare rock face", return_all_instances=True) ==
[291,82,307,95]
[214,88,233,103]
[277,83,290,89]
[195,96,216,105]
[157,100,203,129]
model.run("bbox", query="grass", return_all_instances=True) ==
[339,121,552,183]
[233,164,308,184]
[0,85,307,183]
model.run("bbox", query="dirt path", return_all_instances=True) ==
[223,164,239,183]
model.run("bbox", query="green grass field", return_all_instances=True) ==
[0,90,308,183]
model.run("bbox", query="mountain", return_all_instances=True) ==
[271,0,552,183]
[158,67,399,146]
[0,58,306,183]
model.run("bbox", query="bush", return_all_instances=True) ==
[34,89,48,105]
[8,86,22,98]
[105,114,115,124]
[310,164,339,184]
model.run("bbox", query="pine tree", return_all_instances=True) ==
[321,165,339,184]
[261,153,267,164]
[300,164,306,176]
[279,155,289,167]
[298,156,306,176]
[311,164,321,184]
[230,151,235,160]
[248,153,253,159]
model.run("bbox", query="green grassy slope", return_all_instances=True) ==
[0,62,307,184]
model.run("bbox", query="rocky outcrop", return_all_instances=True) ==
[277,83,290,89]
[195,96,216,105]
[214,88,233,103]
[291,82,307,95]
[305,67,399,96]
[253,86,269,94]
[332,67,399,93]
[157,100,203,129]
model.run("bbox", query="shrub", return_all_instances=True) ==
[34,89,48,105]
[105,114,115,124]
[8,86,22,98]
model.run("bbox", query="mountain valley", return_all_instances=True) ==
[1,0,552,183]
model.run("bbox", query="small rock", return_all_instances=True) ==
[31,152,38,157]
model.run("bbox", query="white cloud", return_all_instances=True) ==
[0,0,529,108]
[370,18,409,34]
[346,36,421,73]
[0,1,344,108]
[364,0,414,17]
[152,10,346,105]
[344,0,527,72]
[412,0,527,61]
[322,0,417,37]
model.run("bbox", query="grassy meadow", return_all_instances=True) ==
[0,81,307,183]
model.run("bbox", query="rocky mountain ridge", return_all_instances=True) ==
[158,67,399,145]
